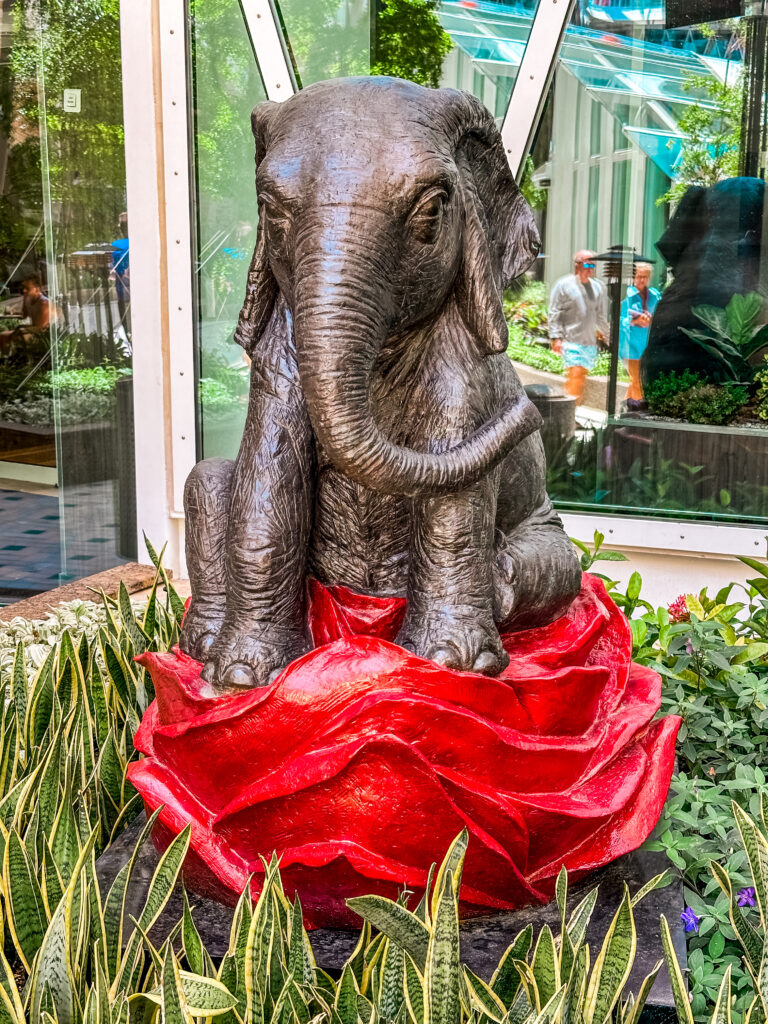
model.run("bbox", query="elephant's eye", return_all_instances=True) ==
[259,195,293,240]
[409,188,448,244]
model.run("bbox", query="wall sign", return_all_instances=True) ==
[666,0,742,27]
[63,89,81,113]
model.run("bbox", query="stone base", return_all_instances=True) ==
[96,812,686,1019]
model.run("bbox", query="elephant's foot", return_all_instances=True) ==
[202,624,310,692]
[396,602,509,676]
[179,600,225,662]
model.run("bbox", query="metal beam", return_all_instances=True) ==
[501,0,576,180]
[239,0,297,101]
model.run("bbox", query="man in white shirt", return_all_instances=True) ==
[548,250,610,405]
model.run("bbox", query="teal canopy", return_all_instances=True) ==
[439,0,740,178]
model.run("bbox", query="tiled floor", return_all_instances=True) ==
[0,483,128,604]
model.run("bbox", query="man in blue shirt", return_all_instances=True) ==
[620,263,660,410]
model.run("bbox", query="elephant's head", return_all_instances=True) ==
[235,77,541,497]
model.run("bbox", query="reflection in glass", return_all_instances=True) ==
[497,2,768,525]
[0,0,134,603]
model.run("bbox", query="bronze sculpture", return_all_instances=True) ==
[179,77,582,690]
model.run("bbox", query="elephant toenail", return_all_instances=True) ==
[221,663,256,690]
[196,632,216,656]
[472,651,499,674]
[431,646,461,669]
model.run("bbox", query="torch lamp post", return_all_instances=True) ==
[594,245,656,418]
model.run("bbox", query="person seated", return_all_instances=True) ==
[0,274,51,359]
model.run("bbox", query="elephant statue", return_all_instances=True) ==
[180,77,582,690]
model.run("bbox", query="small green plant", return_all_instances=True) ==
[680,292,768,384]
[679,382,749,425]
[645,370,706,417]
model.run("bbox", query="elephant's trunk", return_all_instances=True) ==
[293,232,542,499]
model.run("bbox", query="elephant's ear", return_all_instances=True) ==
[440,90,540,354]
[234,101,281,355]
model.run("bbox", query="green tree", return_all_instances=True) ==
[660,71,743,206]
[372,0,453,88]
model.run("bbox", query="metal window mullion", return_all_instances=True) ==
[239,0,297,101]
[502,0,576,179]
[158,0,197,516]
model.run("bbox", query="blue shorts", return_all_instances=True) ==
[561,341,598,370]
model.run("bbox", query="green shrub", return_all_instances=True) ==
[645,370,705,417]
[679,382,749,425]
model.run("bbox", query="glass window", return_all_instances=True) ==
[511,3,768,525]
[0,0,134,604]
[590,98,601,156]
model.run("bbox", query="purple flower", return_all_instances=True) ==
[738,887,756,908]
[681,907,700,933]
[685,639,694,655]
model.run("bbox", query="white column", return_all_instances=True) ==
[120,0,193,575]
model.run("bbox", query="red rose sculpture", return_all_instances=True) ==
[128,574,679,928]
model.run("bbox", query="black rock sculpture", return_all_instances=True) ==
[180,77,582,690]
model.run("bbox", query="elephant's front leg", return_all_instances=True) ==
[203,354,315,691]
[397,469,509,676]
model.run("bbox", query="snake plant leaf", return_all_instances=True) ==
[142,573,160,642]
[733,804,768,928]
[174,972,240,1016]
[504,987,535,1024]
[404,953,425,1024]
[562,942,589,1024]
[378,938,406,1022]
[531,986,566,1024]
[490,926,533,1008]
[36,727,64,845]
[88,667,110,749]
[5,829,47,970]
[11,643,27,749]
[344,919,372,989]
[160,945,192,1024]
[630,871,675,908]
[181,891,204,977]
[710,965,732,1024]
[660,915,693,1024]
[745,997,765,1024]
[584,886,636,1024]
[49,774,81,886]
[98,637,132,716]
[118,582,150,656]
[414,864,436,926]
[531,926,559,1008]
[135,823,191,934]
[357,991,376,1024]
[103,808,163,981]
[710,859,764,972]
[555,865,567,921]
[0,717,18,805]
[28,648,55,751]
[566,888,599,950]
[335,964,360,1024]
[30,830,97,1024]
[0,932,26,1024]
[424,869,460,1024]
[463,966,506,1023]
[40,843,63,921]
[622,960,661,1024]
[347,896,430,971]
[430,830,468,922]
[511,960,539,1014]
